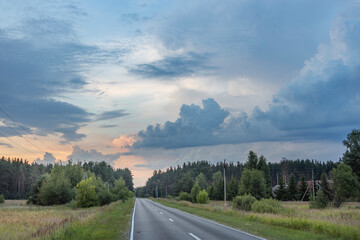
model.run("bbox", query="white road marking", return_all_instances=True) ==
[160,212,163,214]
[130,199,137,240]
[169,218,174,222]
[146,199,266,240]
[189,233,201,240]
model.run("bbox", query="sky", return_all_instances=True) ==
[0,0,359,186]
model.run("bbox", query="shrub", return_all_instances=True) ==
[196,190,209,204]
[75,177,99,208]
[309,190,329,209]
[0,194,4,203]
[191,182,201,203]
[179,192,191,201]
[38,170,73,205]
[112,177,129,202]
[232,194,257,211]
[252,198,283,214]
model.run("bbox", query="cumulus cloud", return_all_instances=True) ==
[67,145,121,163]
[132,5,360,149]
[35,152,57,165]
[134,98,229,148]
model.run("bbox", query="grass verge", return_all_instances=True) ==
[49,199,134,240]
[153,199,358,240]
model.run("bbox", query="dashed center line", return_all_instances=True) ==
[189,233,201,240]
[160,212,163,214]
[169,218,174,222]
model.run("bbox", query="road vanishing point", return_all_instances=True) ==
[131,198,265,240]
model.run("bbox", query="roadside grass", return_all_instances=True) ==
[153,198,360,240]
[0,200,96,240]
[0,199,134,240]
[49,199,134,240]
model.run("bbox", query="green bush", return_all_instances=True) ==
[191,182,201,203]
[112,177,129,202]
[309,190,329,209]
[38,169,73,205]
[196,190,209,204]
[179,192,191,201]
[232,194,257,211]
[252,198,283,214]
[75,177,99,208]
[0,194,4,203]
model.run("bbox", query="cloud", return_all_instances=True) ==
[0,142,12,148]
[67,145,121,163]
[155,0,348,84]
[35,152,57,165]
[99,124,118,128]
[0,13,125,143]
[129,51,214,79]
[131,5,360,149]
[97,110,129,121]
[112,134,137,150]
[134,98,229,148]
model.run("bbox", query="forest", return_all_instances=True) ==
[0,159,133,200]
[136,129,360,208]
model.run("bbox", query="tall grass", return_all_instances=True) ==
[0,201,96,240]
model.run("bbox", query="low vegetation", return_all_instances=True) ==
[0,199,134,240]
[154,198,360,240]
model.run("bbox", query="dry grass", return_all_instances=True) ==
[0,201,97,240]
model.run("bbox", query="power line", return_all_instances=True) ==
[0,118,47,155]
[0,107,59,153]
[0,107,68,161]
[0,131,41,158]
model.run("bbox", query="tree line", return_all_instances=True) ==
[0,158,134,201]
[136,129,360,207]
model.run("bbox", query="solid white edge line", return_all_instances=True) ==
[130,198,137,240]
[146,199,266,240]
[189,233,202,240]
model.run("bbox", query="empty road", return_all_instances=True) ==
[131,198,265,240]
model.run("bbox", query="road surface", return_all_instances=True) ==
[131,198,265,240]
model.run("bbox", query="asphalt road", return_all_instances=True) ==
[131,198,265,240]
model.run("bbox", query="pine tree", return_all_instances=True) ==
[287,174,297,200]
[298,175,309,201]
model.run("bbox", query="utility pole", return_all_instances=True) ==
[312,169,315,201]
[277,173,279,185]
[166,185,168,198]
[224,159,227,207]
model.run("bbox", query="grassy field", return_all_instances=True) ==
[0,199,134,240]
[153,198,360,240]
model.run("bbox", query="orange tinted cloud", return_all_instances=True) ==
[112,134,137,152]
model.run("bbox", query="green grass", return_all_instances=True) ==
[153,199,359,240]
[49,199,134,240]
